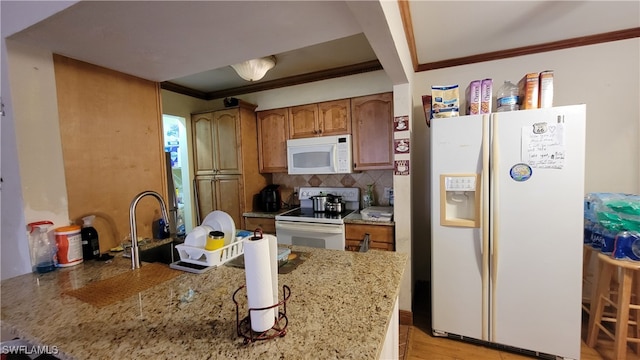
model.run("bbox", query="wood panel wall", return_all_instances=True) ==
[53,55,167,252]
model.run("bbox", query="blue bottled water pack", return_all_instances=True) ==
[612,231,640,261]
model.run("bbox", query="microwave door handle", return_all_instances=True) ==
[332,144,338,172]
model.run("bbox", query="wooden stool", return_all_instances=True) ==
[587,253,640,359]
[583,245,597,314]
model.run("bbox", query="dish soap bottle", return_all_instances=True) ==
[32,222,57,273]
[81,215,100,260]
[152,210,170,239]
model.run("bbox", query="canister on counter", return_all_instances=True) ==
[55,225,83,267]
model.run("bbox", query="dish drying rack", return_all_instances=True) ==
[175,238,245,267]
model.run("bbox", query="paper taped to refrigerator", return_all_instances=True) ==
[521,122,565,169]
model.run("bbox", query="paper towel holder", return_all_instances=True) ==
[233,284,291,344]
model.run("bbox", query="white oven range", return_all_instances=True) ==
[275,187,360,250]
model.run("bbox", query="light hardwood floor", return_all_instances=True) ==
[400,282,639,360]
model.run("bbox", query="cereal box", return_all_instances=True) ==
[538,70,554,108]
[466,80,481,115]
[480,79,493,114]
[518,73,539,110]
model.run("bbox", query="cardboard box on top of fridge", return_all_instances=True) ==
[538,70,554,108]
[465,80,481,115]
[518,73,539,110]
[480,79,493,114]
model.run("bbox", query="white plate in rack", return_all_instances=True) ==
[202,210,236,246]
[183,225,212,258]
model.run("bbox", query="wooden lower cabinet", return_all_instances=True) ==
[345,223,394,251]
[244,217,276,234]
[195,175,243,230]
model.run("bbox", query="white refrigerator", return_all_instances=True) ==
[430,105,585,359]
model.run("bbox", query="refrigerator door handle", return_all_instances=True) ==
[490,115,500,341]
[481,115,490,340]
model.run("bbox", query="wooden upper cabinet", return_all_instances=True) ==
[351,92,394,170]
[213,109,242,174]
[192,112,216,175]
[192,109,242,176]
[318,99,351,136]
[289,104,319,139]
[289,100,351,139]
[257,108,289,173]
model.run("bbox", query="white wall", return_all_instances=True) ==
[236,70,393,111]
[412,38,640,282]
[1,0,78,279]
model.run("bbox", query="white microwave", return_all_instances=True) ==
[287,135,353,175]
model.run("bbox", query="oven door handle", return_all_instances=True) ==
[276,221,344,234]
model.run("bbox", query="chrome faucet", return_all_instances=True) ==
[129,190,169,270]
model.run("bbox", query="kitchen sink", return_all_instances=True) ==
[138,240,181,265]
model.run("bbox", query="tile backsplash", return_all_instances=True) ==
[273,170,393,208]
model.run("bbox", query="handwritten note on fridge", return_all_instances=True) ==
[521,122,565,169]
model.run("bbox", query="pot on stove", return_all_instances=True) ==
[325,201,344,213]
[311,194,328,212]
[325,194,345,214]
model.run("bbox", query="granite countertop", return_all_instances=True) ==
[1,246,407,360]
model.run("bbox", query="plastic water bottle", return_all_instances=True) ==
[496,80,520,112]
[33,223,57,273]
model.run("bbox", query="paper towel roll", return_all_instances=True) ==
[265,234,279,320]
[244,236,275,332]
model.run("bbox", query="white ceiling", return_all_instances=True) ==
[6,1,639,97]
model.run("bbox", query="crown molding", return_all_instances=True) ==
[161,60,383,100]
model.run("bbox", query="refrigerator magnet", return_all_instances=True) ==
[509,163,532,182]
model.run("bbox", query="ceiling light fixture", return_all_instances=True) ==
[230,56,276,81]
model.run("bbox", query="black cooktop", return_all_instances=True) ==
[279,207,354,220]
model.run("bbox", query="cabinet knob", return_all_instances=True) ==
[318,129,322,134]
[313,129,318,134]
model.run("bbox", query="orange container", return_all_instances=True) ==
[55,225,83,267]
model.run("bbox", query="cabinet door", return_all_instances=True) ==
[192,113,215,175]
[351,93,394,170]
[318,99,351,136]
[195,175,243,229]
[244,217,276,234]
[288,104,319,138]
[257,108,289,173]
[195,176,215,222]
[215,175,243,230]
[213,109,241,174]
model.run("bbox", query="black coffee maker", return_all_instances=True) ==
[260,184,281,212]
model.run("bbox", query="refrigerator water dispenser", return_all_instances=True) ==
[440,174,480,227]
